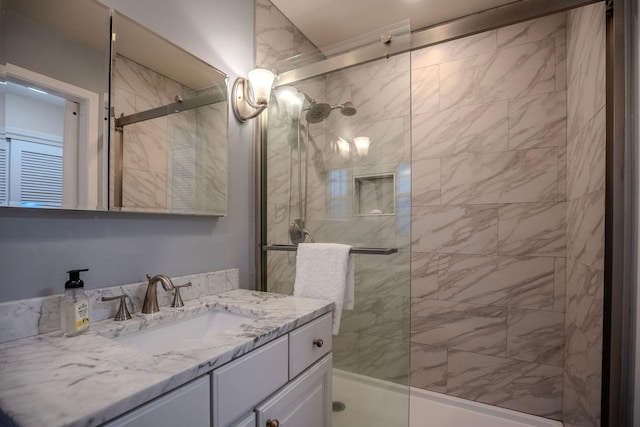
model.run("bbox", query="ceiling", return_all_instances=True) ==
[271,0,519,48]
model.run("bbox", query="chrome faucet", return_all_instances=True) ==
[142,274,175,314]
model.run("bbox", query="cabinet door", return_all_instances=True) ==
[255,354,332,427]
[103,376,210,427]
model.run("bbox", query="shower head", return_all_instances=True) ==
[305,102,332,123]
[339,101,357,116]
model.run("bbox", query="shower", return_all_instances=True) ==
[287,93,357,244]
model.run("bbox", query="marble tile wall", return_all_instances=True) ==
[258,2,604,423]
[564,3,605,426]
[410,13,569,420]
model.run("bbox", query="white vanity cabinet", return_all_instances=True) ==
[102,312,333,427]
[102,375,210,427]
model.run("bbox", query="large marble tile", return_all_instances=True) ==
[508,91,567,150]
[412,205,498,255]
[355,252,410,297]
[412,159,440,206]
[411,65,439,115]
[342,293,406,339]
[410,342,447,393]
[437,254,554,310]
[350,72,411,123]
[410,252,439,299]
[565,260,603,351]
[358,335,409,384]
[498,202,566,256]
[554,257,566,313]
[122,167,156,209]
[411,299,507,356]
[332,331,359,372]
[497,13,566,48]
[441,148,558,205]
[293,27,317,56]
[412,101,508,160]
[567,107,605,200]
[556,33,567,91]
[566,190,605,271]
[114,56,167,107]
[254,0,294,68]
[567,3,606,87]
[558,145,567,201]
[566,5,605,142]
[439,39,555,110]
[411,31,497,69]
[563,322,602,426]
[507,308,564,366]
[447,350,563,420]
[123,121,169,175]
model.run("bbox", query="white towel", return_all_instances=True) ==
[293,243,354,335]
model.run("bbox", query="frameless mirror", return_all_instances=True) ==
[0,0,111,210]
[110,12,229,216]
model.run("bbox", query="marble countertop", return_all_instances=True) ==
[0,290,333,427]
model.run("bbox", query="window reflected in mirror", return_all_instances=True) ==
[0,0,111,210]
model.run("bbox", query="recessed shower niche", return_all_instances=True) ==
[353,173,395,216]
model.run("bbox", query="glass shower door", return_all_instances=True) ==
[262,51,411,427]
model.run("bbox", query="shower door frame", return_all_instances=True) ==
[254,0,636,425]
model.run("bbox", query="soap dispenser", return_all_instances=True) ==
[60,269,90,336]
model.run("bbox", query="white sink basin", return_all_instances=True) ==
[112,310,259,355]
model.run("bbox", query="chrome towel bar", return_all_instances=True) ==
[263,245,398,255]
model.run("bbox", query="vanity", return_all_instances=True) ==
[0,288,334,427]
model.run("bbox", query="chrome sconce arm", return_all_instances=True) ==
[231,68,276,123]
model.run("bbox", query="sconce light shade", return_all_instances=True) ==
[248,68,276,104]
[354,136,370,156]
[232,68,276,122]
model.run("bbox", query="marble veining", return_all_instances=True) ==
[447,350,563,420]
[439,38,556,110]
[0,290,332,427]
[564,4,605,425]
[437,254,555,310]
[440,148,558,205]
[408,11,570,419]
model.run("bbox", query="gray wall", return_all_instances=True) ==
[0,0,256,302]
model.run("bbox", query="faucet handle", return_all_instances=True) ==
[101,294,132,321]
[170,282,192,308]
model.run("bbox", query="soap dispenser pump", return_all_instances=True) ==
[60,268,90,337]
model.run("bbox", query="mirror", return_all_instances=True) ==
[110,12,228,216]
[0,1,229,215]
[0,0,111,210]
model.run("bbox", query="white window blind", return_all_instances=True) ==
[9,139,63,207]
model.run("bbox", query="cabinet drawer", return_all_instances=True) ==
[212,335,288,427]
[289,313,332,379]
[103,376,210,427]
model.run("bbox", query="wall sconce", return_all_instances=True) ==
[232,68,276,122]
